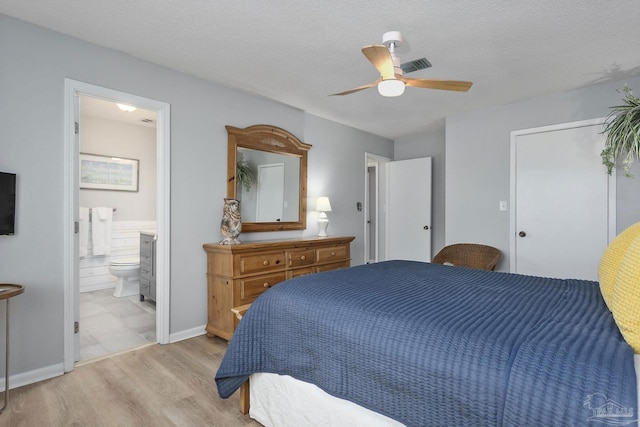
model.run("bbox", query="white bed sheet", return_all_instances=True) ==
[250,358,640,427]
[249,373,404,427]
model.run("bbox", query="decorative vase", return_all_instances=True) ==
[219,198,242,245]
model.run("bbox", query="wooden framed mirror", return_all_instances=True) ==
[226,124,311,232]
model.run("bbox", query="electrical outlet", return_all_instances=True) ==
[499,201,508,212]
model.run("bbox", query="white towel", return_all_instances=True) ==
[79,207,90,258]
[91,207,113,256]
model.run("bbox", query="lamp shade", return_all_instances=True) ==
[315,196,332,212]
[377,79,405,97]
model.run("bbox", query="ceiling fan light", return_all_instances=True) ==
[377,79,405,97]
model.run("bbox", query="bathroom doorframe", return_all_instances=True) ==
[63,79,171,372]
[364,153,391,264]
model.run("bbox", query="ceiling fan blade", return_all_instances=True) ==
[399,76,473,92]
[361,45,395,80]
[330,78,381,96]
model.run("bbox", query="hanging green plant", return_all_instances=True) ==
[601,85,640,177]
[236,160,255,192]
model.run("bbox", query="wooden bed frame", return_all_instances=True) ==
[232,307,251,415]
[239,380,250,414]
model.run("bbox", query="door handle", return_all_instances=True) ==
[519,231,526,237]
[423,225,430,230]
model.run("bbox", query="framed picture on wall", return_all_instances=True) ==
[80,153,139,192]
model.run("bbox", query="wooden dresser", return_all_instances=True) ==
[203,236,355,340]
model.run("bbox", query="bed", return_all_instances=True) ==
[215,260,638,426]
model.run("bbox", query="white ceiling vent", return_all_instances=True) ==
[401,58,432,74]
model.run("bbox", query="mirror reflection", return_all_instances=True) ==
[236,147,300,222]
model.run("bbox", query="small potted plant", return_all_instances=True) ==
[601,85,640,177]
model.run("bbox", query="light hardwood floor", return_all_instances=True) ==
[1,335,260,426]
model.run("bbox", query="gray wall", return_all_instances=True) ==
[303,115,393,266]
[445,76,640,271]
[392,78,640,271]
[0,15,393,381]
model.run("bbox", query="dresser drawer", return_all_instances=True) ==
[139,278,151,294]
[140,264,153,279]
[140,236,154,251]
[239,272,287,303]
[239,252,286,274]
[316,246,347,263]
[140,252,153,268]
[287,249,315,267]
[289,266,317,278]
[318,261,349,273]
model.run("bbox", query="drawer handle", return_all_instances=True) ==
[330,251,336,256]
[300,255,306,261]
[263,282,270,288]
[263,260,269,266]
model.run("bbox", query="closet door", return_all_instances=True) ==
[511,119,614,280]
[386,157,432,262]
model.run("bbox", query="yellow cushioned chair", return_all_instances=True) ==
[598,222,640,310]
[610,232,640,353]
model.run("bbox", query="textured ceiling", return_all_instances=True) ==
[2,1,640,140]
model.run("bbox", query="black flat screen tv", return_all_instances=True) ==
[0,172,16,235]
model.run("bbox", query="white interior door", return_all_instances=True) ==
[386,157,432,262]
[256,163,284,222]
[511,118,615,280]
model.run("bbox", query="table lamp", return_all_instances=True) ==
[316,196,332,237]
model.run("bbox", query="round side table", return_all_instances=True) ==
[0,284,24,413]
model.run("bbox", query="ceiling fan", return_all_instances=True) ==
[331,31,473,97]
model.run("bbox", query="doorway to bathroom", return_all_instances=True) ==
[363,153,391,264]
[63,80,171,372]
[77,96,158,362]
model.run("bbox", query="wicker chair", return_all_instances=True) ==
[432,243,502,271]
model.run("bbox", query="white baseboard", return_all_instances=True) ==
[0,362,64,390]
[169,324,207,343]
[2,325,208,391]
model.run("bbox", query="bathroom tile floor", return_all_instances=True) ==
[79,289,156,362]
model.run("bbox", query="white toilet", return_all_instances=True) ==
[109,256,140,297]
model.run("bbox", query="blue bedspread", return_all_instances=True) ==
[215,261,637,427]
